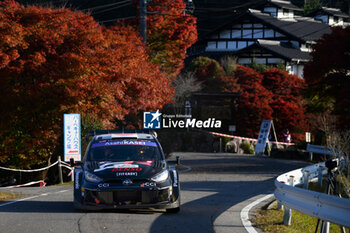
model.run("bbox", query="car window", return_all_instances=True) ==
[87,139,161,162]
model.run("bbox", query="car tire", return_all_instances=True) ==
[166,206,180,213]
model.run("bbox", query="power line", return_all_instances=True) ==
[99,15,137,23]
[91,2,132,15]
[80,0,131,12]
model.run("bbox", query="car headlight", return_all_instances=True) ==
[151,170,169,183]
[84,171,102,183]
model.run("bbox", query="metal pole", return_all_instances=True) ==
[277,201,284,210]
[303,170,309,189]
[219,138,222,152]
[271,120,278,142]
[139,0,147,42]
[321,221,330,233]
[283,176,294,226]
[58,156,63,184]
[309,152,313,161]
[71,168,74,182]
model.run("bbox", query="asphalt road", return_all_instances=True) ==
[0,153,309,233]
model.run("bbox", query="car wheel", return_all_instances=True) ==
[166,206,180,213]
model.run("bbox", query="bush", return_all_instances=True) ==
[240,141,255,154]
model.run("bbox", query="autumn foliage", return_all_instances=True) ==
[146,0,197,78]
[188,57,307,140]
[261,68,307,141]
[235,66,274,137]
[0,1,173,167]
[304,26,350,129]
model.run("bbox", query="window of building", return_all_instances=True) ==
[334,16,339,23]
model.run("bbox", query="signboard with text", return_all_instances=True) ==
[255,120,272,155]
[64,114,81,162]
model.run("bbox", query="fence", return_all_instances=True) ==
[0,157,73,189]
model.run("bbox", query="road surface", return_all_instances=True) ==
[0,153,309,233]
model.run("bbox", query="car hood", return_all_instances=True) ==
[85,161,164,180]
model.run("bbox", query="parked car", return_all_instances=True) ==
[72,130,180,213]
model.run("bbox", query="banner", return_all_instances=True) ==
[255,120,272,155]
[64,114,81,161]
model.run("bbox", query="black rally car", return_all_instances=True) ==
[72,130,180,212]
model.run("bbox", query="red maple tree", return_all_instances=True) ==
[0,1,173,167]
[235,65,273,137]
[146,0,197,78]
[262,68,307,141]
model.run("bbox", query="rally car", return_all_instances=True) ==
[72,130,180,213]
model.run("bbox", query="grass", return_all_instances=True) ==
[253,203,349,233]
[0,191,27,202]
[51,181,73,187]
[253,175,350,233]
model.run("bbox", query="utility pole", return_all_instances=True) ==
[140,0,147,42]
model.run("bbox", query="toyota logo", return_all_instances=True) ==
[122,179,133,185]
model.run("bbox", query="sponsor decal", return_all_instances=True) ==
[75,170,81,189]
[112,167,142,172]
[91,140,157,148]
[98,183,110,188]
[94,162,139,172]
[123,179,133,185]
[141,182,156,187]
[116,172,138,176]
[137,161,153,166]
[143,110,222,129]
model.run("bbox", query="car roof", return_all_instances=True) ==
[93,133,155,141]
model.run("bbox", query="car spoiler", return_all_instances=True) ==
[86,130,157,141]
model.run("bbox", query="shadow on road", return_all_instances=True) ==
[149,154,310,233]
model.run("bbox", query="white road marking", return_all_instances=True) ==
[0,189,70,207]
[240,194,274,233]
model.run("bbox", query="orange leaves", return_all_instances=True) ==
[145,0,197,78]
[0,2,174,167]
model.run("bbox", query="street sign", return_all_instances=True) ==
[306,132,311,143]
[64,114,81,162]
[228,125,236,132]
[255,120,272,155]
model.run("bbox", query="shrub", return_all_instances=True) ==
[240,141,255,154]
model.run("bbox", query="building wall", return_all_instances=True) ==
[314,14,345,26]
[205,23,286,52]
[286,63,304,77]
[277,8,294,19]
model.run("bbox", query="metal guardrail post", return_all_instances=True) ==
[283,176,294,226]
[58,156,63,184]
[303,170,309,189]
[309,151,313,161]
[277,201,283,210]
[321,221,330,233]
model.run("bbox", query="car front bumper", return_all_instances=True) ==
[76,187,179,210]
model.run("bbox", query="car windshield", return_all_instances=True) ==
[87,139,161,162]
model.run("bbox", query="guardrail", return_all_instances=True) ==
[274,161,350,228]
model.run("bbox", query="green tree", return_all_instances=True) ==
[303,0,321,16]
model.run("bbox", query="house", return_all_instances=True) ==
[307,6,350,26]
[188,0,349,78]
